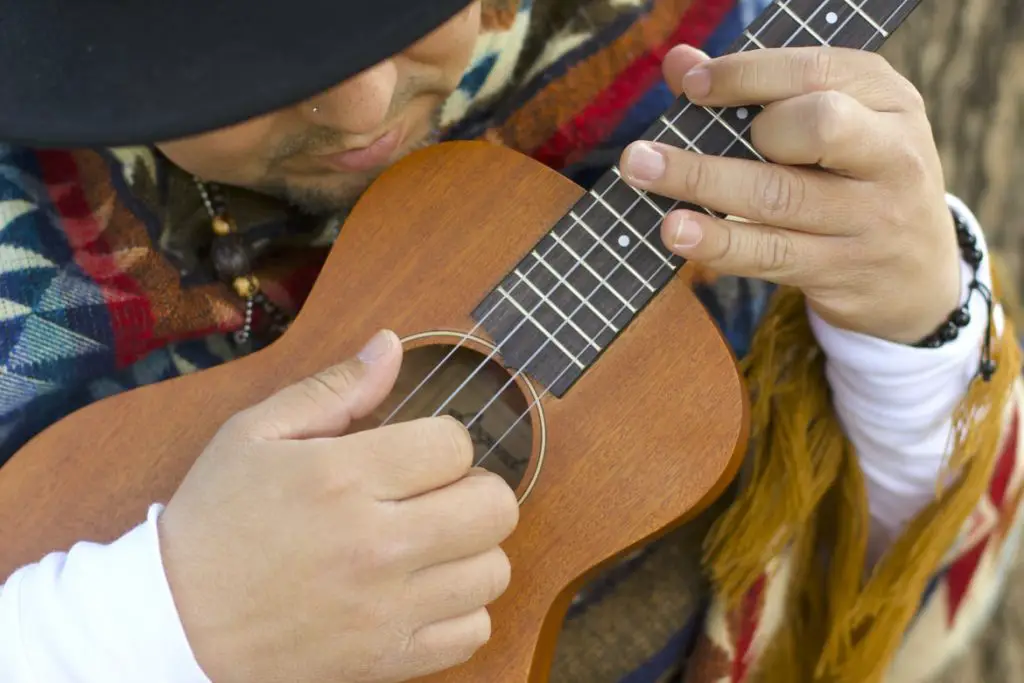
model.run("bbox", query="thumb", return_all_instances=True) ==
[236,329,403,440]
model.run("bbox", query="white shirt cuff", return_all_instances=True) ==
[0,503,211,682]
[806,194,1000,545]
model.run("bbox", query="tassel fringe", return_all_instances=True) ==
[701,279,1022,683]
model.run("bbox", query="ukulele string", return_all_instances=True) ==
[376,166,706,428]
[377,112,725,427]
[415,0,849,429]
[381,0,896,452]
[453,0,848,437]
[456,0,811,435]
[470,0,910,469]
[374,3,803,426]
[407,4,814,425]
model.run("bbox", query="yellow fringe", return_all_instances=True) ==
[702,278,1022,683]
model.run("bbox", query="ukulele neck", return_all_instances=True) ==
[472,0,923,397]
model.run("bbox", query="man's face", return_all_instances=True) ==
[157,2,481,214]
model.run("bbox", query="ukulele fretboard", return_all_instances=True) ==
[473,0,922,397]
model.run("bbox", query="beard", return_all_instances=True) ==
[250,104,445,217]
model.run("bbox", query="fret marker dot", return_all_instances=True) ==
[618,235,631,248]
[826,11,839,24]
[736,107,749,120]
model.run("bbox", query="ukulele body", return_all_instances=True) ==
[0,141,748,681]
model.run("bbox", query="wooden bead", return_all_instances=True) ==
[212,216,234,236]
[233,274,260,298]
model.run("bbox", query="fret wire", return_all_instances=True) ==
[567,210,657,292]
[660,0,854,165]
[840,0,888,36]
[511,269,603,352]
[423,161,651,422]
[610,168,668,218]
[743,30,767,48]
[415,0,858,416]
[659,115,707,154]
[550,231,638,312]
[698,0,828,160]
[587,190,675,268]
[655,112,745,219]
[777,2,829,45]
[459,0,909,405]
[700,107,766,161]
[495,285,586,370]
[530,249,620,332]
[473,0,919,442]
[655,0,893,206]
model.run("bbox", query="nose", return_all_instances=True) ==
[300,59,399,136]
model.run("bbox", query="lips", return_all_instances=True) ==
[317,127,404,172]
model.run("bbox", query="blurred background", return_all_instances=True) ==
[881,1,1024,679]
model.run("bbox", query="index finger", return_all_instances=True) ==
[332,415,475,501]
[677,46,919,112]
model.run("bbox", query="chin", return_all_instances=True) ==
[280,178,377,216]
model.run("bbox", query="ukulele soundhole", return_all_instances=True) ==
[370,332,545,501]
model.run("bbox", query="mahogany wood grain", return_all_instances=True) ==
[0,141,748,681]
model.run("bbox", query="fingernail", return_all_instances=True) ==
[624,142,666,182]
[668,44,710,62]
[358,330,393,363]
[668,212,703,249]
[682,65,711,98]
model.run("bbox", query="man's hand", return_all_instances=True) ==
[158,330,519,683]
[621,45,961,344]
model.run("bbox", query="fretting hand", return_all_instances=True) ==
[621,45,961,345]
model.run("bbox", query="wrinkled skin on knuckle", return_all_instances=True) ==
[756,166,804,223]
[309,362,361,403]
[749,228,796,275]
[797,48,835,92]
[682,157,712,200]
[736,57,766,95]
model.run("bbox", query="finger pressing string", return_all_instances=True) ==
[660,210,820,286]
[751,91,905,179]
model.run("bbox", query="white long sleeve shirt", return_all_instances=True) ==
[0,195,1000,682]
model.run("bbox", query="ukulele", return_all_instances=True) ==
[0,0,920,680]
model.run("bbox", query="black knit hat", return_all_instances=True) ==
[0,0,473,147]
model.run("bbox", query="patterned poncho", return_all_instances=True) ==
[1,1,1022,681]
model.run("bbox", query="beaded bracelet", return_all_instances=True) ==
[913,207,997,382]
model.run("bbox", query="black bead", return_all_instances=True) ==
[922,336,944,349]
[210,234,253,280]
[964,248,983,267]
[939,321,959,342]
[952,307,971,327]
[980,359,997,381]
[957,231,977,249]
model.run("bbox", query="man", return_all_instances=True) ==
[0,1,1021,682]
